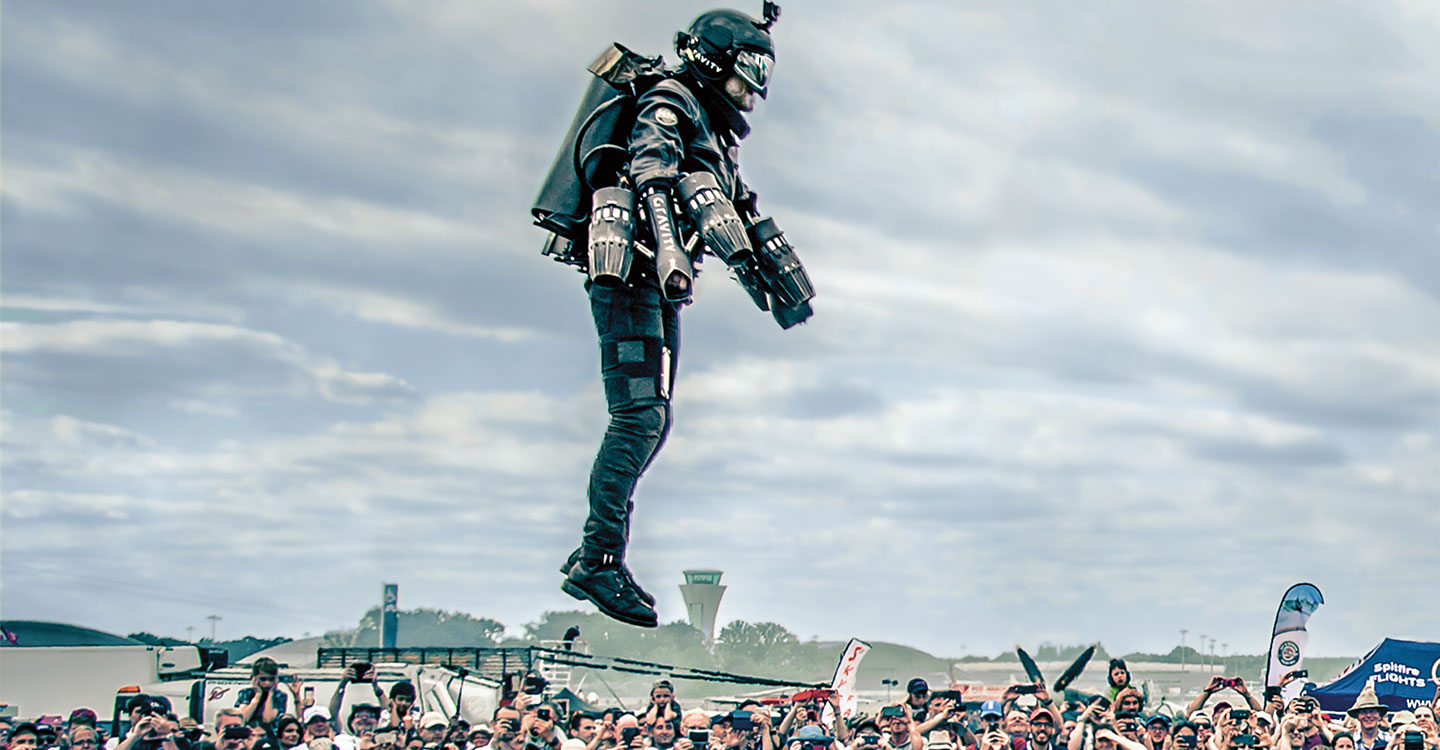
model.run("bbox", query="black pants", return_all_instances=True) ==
[581,271,680,559]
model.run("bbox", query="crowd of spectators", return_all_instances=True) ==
[7,658,1440,750]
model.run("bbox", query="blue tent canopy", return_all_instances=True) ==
[1307,638,1440,714]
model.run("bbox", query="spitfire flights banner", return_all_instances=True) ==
[831,638,872,720]
[1265,583,1325,691]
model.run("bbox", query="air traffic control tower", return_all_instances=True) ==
[679,570,726,642]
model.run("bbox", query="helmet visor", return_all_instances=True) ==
[734,49,774,97]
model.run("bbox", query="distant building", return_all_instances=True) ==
[679,570,726,642]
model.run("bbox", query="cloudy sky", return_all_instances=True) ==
[4,0,1439,662]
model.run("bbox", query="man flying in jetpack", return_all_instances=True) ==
[531,3,817,627]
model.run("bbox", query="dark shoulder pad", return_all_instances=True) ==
[636,78,705,130]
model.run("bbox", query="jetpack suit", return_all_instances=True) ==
[530,3,816,627]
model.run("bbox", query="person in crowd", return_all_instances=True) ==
[522,701,566,750]
[328,666,390,737]
[643,684,682,732]
[236,659,288,728]
[1112,713,1141,746]
[490,707,526,750]
[274,719,304,750]
[976,704,1004,743]
[904,682,931,725]
[1114,692,1145,720]
[1415,707,1440,749]
[106,698,154,750]
[848,721,882,750]
[648,719,679,750]
[1170,722,1199,750]
[1140,716,1168,750]
[566,715,597,750]
[63,724,102,750]
[1330,734,1356,750]
[674,712,710,750]
[1066,697,1113,750]
[1002,709,1030,747]
[1093,725,1145,750]
[300,710,333,745]
[1184,714,1213,750]
[112,706,183,750]
[8,723,41,750]
[417,714,451,749]
[1026,708,1060,750]
[379,684,418,733]
[68,713,100,736]
[1345,687,1389,750]
[331,704,381,750]
[1107,662,1133,703]
[467,726,493,750]
[878,706,920,750]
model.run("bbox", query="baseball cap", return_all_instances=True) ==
[1030,708,1056,723]
[421,712,449,730]
[908,678,929,694]
[350,704,382,718]
[1146,716,1171,728]
[303,707,332,724]
[796,726,827,740]
[68,709,99,727]
[980,700,1003,719]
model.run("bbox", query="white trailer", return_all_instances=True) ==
[0,645,205,720]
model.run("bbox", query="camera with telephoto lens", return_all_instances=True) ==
[689,731,710,745]
[730,711,753,732]
[1233,735,1258,747]
[1229,710,1250,721]
[621,728,640,745]
[1405,732,1424,750]
[1013,685,1038,695]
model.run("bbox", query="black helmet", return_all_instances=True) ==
[675,5,778,98]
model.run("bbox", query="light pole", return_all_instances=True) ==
[1200,634,1207,673]
[882,679,899,704]
[207,615,222,643]
[1181,630,1188,672]
[1209,638,1217,673]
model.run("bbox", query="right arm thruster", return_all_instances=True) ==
[676,171,753,267]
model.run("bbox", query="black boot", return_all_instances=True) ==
[560,547,656,606]
[561,553,658,628]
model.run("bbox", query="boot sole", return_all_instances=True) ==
[561,579,658,628]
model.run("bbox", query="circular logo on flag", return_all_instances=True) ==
[1278,640,1301,666]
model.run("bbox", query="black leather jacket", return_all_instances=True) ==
[626,77,745,202]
